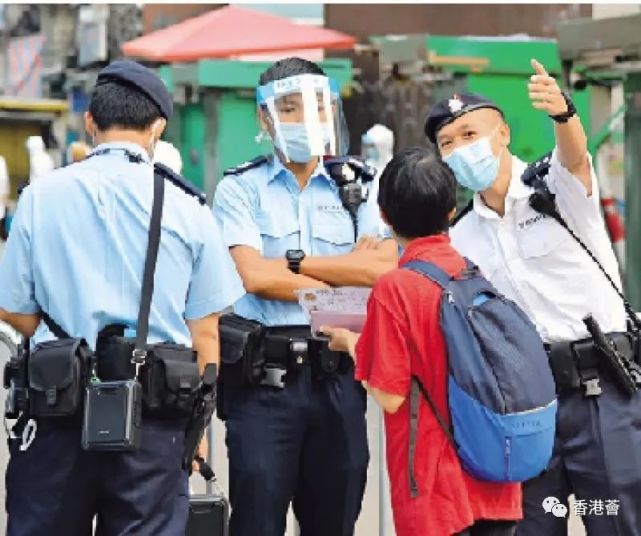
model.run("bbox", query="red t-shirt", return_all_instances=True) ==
[355,235,522,536]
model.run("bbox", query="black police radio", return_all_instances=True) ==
[323,156,377,242]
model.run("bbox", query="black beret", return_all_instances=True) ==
[424,93,502,143]
[96,60,173,119]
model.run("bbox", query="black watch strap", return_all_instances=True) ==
[549,91,576,124]
[286,250,305,274]
[288,259,302,274]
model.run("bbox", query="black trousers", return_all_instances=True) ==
[6,417,189,536]
[223,364,369,536]
[517,374,641,536]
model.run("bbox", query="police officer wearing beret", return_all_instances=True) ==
[214,57,397,536]
[426,59,641,535]
[0,60,244,535]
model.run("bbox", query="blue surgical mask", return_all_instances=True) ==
[273,123,330,163]
[443,130,502,192]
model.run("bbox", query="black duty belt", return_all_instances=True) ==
[263,325,312,369]
[546,332,637,396]
[259,326,350,388]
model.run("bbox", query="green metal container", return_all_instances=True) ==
[426,35,591,162]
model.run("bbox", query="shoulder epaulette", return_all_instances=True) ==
[521,151,552,188]
[223,155,271,176]
[451,199,473,227]
[153,162,206,205]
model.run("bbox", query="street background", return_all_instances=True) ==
[2,2,641,534]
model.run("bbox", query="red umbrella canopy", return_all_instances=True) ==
[122,5,356,62]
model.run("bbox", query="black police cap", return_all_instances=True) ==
[96,60,173,119]
[424,93,503,143]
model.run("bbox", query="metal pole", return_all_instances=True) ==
[206,421,215,495]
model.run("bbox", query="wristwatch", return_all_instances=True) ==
[286,249,306,274]
[549,91,577,124]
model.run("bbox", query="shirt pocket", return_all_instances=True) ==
[255,211,299,258]
[311,210,354,256]
[516,216,568,259]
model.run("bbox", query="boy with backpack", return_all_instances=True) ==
[322,147,556,536]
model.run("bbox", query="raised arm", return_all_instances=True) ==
[528,59,591,194]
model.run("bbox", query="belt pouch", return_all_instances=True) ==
[219,314,264,387]
[547,343,581,394]
[139,343,200,418]
[27,338,90,418]
[308,336,341,379]
[4,349,29,418]
[96,333,136,381]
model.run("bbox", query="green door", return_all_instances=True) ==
[180,104,206,190]
[216,91,268,182]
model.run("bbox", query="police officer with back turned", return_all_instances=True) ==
[214,57,397,536]
[0,60,244,535]
[425,59,641,536]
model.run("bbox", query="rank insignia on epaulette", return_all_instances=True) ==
[223,155,271,176]
[153,162,206,205]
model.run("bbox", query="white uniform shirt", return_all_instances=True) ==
[450,149,626,343]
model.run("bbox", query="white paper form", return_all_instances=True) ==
[297,287,371,333]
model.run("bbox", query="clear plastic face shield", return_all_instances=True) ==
[256,74,349,163]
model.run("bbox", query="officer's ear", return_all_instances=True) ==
[84,112,98,140]
[499,117,511,147]
[151,118,167,140]
[448,207,457,221]
[257,107,274,138]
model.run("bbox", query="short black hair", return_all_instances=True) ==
[378,147,457,239]
[88,81,162,131]
[259,57,325,85]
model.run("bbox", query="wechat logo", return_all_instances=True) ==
[542,497,568,518]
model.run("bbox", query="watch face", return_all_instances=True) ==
[287,250,305,261]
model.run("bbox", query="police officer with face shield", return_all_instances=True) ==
[0,60,244,535]
[425,59,641,536]
[214,57,398,536]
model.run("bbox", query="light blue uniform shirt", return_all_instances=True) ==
[214,155,388,326]
[0,142,245,347]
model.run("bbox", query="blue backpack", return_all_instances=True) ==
[404,259,557,494]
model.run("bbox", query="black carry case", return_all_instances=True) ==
[185,455,229,536]
[186,491,229,536]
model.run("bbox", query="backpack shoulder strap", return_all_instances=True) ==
[463,257,483,274]
[408,375,457,498]
[403,260,451,289]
